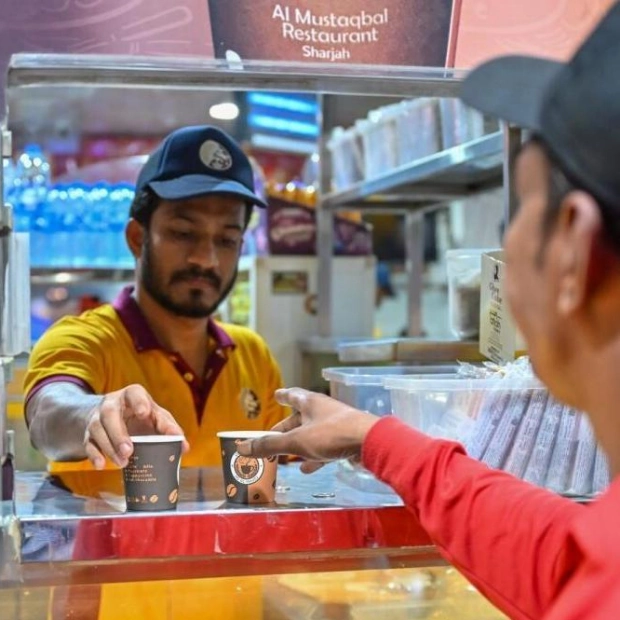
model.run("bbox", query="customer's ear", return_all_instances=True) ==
[556,191,603,316]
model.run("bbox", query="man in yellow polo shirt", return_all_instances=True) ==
[22,125,287,620]
[24,124,286,471]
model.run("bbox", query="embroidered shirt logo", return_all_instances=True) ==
[199,140,233,171]
[240,387,261,419]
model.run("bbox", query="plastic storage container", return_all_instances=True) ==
[384,376,610,496]
[439,98,485,149]
[358,107,399,180]
[327,126,364,191]
[394,98,442,166]
[323,365,457,416]
[446,248,485,340]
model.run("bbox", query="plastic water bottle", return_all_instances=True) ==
[2,158,15,204]
[84,183,109,267]
[45,185,62,267]
[3,158,29,233]
[47,184,82,268]
[13,145,51,265]
[68,183,90,268]
[103,184,119,267]
[109,184,133,268]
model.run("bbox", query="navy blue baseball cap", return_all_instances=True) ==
[133,125,268,209]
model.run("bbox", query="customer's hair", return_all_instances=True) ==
[129,187,254,230]
[531,135,620,254]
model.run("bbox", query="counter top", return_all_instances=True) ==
[3,463,441,586]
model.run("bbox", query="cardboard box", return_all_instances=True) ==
[479,250,526,363]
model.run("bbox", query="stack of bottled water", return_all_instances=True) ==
[3,145,135,269]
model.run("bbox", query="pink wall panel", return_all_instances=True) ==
[454,0,616,66]
[0,0,213,111]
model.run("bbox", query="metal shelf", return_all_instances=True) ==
[337,338,485,364]
[298,337,357,355]
[8,53,465,99]
[30,267,134,285]
[5,52,511,349]
[323,131,503,210]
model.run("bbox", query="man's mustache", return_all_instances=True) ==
[171,269,222,289]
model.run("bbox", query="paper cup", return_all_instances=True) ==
[122,435,184,512]
[217,431,280,504]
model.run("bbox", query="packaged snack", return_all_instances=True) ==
[464,389,511,459]
[423,386,486,443]
[502,390,548,477]
[565,414,597,496]
[544,408,581,493]
[480,391,531,469]
[593,447,611,494]
[522,399,563,486]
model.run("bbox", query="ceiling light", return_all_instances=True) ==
[209,102,239,121]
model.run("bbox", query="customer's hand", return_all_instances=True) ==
[84,384,188,469]
[236,388,378,473]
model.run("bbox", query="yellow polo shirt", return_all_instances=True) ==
[24,285,287,471]
[25,286,288,620]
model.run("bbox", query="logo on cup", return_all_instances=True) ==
[199,140,233,171]
[230,453,264,485]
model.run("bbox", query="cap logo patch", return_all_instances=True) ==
[199,140,233,171]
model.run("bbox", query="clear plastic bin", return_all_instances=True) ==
[358,107,399,180]
[327,126,364,191]
[383,376,609,496]
[439,98,485,149]
[395,98,442,166]
[323,365,457,416]
[384,376,520,440]
[446,248,485,340]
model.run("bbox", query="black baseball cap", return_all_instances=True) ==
[460,2,620,207]
[133,125,268,209]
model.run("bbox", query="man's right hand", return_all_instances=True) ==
[84,384,188,469]
[236,388,378,472]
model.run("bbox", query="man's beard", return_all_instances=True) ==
[140,235,237,318]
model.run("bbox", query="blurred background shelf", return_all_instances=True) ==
[337,338,485,364]
[30,267,134,285]
[323,131,503,210]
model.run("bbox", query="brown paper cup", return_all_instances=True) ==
[217,431,280,504]
[122,435,184,512]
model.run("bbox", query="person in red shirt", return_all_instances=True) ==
[239,4,620,619]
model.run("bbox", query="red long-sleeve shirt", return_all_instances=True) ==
[362,416,620,620]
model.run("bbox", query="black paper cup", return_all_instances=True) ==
[122,435,184,512]
[217,431,281,504]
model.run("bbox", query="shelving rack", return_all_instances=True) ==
[5,53,518,367]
